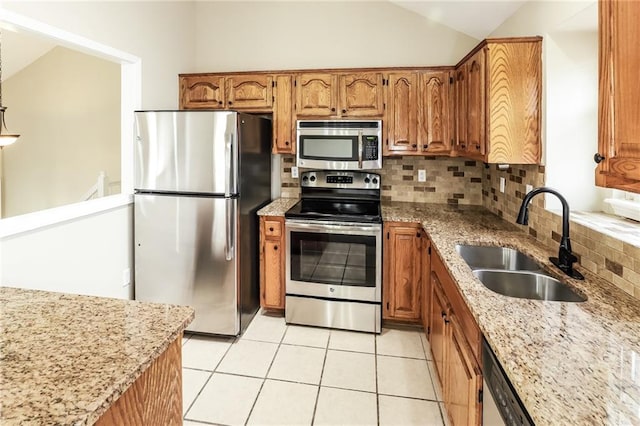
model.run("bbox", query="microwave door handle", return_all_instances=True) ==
[358,130,363,169]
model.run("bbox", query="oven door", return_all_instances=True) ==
[286,220,382,303]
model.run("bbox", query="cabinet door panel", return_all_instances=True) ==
[421,233,431,333]
[429,272,447,384]
[295,73,338,117]
[273,75,294,154]
[454,67,467,152]
[226,75,273,110]
[467,50,485,156]
[597,0,640,191]
[340,73,384,117]
[384,224,421,321]
[445,316,482,426]
[386,73,418,153]
[419,72,452,154]
[180,76,225,109]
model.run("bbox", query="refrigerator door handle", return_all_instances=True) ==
[225,132,235,197]
[225,199,235,261]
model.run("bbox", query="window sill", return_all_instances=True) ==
[565,210,640,248]
[0,194,133,239]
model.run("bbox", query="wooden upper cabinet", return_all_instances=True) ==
[466,50,486,157]
[597,0,640,192]
[273,75,294,154]
[295,73,338,117]
[339,73,384,117]
[419,71,453,155]
[383,223,422,322]
[180,75,225,109]
[454,37,542,164]
[179,74,273,111]
[454,66,468,153]
[385,73,419,154]
[226,75,273,110]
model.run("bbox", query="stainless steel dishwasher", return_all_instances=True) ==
[482,338,534,425]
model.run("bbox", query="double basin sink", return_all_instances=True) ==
[455,245,586,302]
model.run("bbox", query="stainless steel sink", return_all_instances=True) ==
[455,245,542,271]
[472,270,587,302]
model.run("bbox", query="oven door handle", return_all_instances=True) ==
[286,220,380,235]
[358,130,363,169]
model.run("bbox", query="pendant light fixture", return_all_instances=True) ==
[0,29,19,147]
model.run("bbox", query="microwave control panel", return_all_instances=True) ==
[363,136,379,160]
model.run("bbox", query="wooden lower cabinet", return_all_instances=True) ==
[429,248,482,426]
[259,216,285,310]
[383,222,423,322]
[447,315,483,426]
[421,231,431,333]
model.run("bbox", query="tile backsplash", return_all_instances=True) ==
[482,164,640,300]
[279,155,484,204]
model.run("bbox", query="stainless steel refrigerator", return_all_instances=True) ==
[133,110,272,335]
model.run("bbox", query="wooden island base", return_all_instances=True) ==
[96,337,183,425]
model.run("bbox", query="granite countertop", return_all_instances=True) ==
[0,287,194,425]
[257,197,299,216]
[383,201,640,425]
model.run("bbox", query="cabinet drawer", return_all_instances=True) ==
[264,220,282,238]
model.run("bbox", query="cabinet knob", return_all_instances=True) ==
[269,227,274,232]
[423,144,429,149]
[461,143,466,149]
[342,109,347,114]
[331,107,336,112]
[412,144,417,148]
[274,245,278,251]
[228,101,233,105]
[218,101,222,105]
[416,232,421,238]
[441,311,446,318]
[594,153,605,163]
[444,318,450,325]
[476,144,480,149]
[285,141,290,146]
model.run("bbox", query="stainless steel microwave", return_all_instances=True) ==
[296,120,382,170]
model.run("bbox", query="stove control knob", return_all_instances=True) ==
[372,178,378,185]
[364,177,370,184]
[310,175,316,182]
[302,176,308,182]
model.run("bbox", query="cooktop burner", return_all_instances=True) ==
[285,198,381,223]
[285,170,382,223]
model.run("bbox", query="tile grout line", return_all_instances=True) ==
[309,331,331,425]
[243,319,289,425]
[183,335,237,421]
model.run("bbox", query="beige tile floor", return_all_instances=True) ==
[182,311,445,426]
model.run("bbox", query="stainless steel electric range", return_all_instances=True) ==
[284,170,382,333]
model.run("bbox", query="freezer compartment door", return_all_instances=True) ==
[134,194,238,335]
[134,110,238,195]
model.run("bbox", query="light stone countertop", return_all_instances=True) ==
[0,286,195,425]
[257,197,299,216]
[384,201,640,425]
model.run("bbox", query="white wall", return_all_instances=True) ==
[489,1,605,211]
[0,2,195,297]
[192,1,478,72]
[3,46,121,218]
[3,1,196,109]
[1,204,133,299]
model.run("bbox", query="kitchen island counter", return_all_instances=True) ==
[384,201,640,425]
[0,286,194,425]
